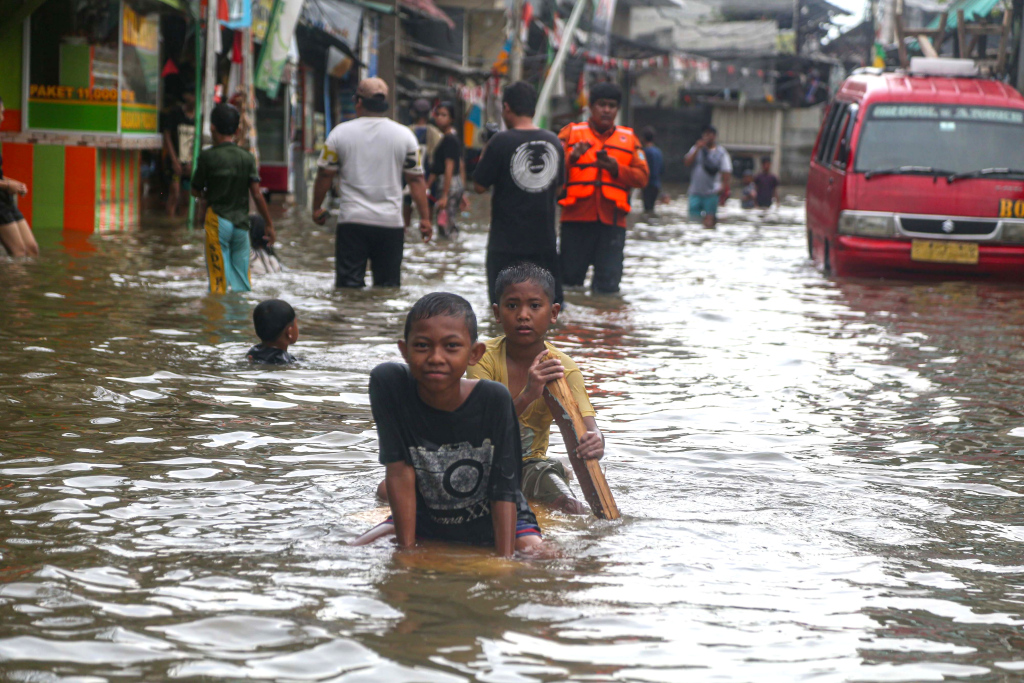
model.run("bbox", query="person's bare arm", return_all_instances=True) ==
[514,351,564,416]
[491,500,516,557]
[250,181,275,245]
[385,461,417,548]
[684,141,702,166]
[545,393,603,461]
[405,172,433,243]
[163,130,181,174]
[474,183,488,194]
[719,171,732,204]
[440,158,455,204]
[311,167,336,225]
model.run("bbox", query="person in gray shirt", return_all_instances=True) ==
[684,125,733,229]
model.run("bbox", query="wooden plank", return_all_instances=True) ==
[895,13,909,69]
[918,35,938,58]
[544,352,620,520]
[958,10,967,58]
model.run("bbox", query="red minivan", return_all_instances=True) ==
[806,59,1024,280]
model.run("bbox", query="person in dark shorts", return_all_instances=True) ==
[473,81,566,304]
[191,103,275,293]
[558,82,649,294]
[311,78,432,288]
[754,156,780,209]
[247,299,298,365]
[0,97,39,258]
[641,126,664,214]
[356,293,543,556]
[161,85,196,218]
[468,263,605,515]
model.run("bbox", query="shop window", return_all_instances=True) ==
[26,0,160,134]
[121,3,161,133]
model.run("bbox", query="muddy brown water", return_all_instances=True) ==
[2,195,1024,681]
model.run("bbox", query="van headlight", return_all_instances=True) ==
[838,211,897,237]
[1001,221,1024,243]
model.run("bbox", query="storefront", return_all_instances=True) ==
[0,0,183,232]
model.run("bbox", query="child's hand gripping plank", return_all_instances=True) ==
[542,352,620,520]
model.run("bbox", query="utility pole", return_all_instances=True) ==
[534,0,588,128]
[793,0,802,56]
[510,0,524,82]
[378,0,400,118]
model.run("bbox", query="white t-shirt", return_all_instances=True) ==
[318,117,423,228]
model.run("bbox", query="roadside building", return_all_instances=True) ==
[0,0,190,233]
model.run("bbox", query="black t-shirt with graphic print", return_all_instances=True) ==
[473,128,566,255]
[369,362,538,546]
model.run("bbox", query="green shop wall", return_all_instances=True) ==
[0,27,23,131]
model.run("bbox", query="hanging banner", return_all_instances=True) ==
[252,0,275,41]
[254,0,302,96]
[221,0,252,29]
[303,0,362,47]
[587,0,618,64]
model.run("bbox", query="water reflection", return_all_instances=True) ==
[2,196,1024,680]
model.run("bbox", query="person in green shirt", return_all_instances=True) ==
[191,103,275,294]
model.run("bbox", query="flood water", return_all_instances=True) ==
[2,194,1024,681]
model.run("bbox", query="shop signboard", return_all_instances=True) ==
[26,0,159,134]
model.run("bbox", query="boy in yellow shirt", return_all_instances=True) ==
[468,263,604,514]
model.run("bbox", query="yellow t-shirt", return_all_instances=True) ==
[467,336,597,463]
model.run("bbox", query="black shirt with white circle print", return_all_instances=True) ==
[473,128,566,255]
[369,362,538,546]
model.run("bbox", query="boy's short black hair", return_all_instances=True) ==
[254,299,296,343]
[211,103,240,135]
[761,156,772,165]
[702,124,717,135]
[494,262,556,304]
[404,292,477,342]
[642,126,656,143]
[435,101,456,118]
[590,82,622,105]
[503,81,537,117]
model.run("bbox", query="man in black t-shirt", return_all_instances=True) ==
[474,82,566,304]
[357,293,542,555]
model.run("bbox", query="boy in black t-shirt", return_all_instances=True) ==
[474,82,566,304]
[356,293,542,556]
[247,299,298,365]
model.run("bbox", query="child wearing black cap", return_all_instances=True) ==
[247,299,298,364]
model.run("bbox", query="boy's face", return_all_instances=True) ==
[399,316,485,394]
[493,281,559,347]
[762,160,771,173]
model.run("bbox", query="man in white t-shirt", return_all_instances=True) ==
[312,78,432,287]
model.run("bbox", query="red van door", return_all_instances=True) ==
[807,102,849,265]
[808,102,857,271]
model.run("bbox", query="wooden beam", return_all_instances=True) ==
[918,35,939,57]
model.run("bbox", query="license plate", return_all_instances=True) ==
[910,239,979,265]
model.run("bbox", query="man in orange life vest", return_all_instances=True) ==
[558,82,649,294]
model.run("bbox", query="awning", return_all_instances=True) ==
[302,0,363,47]
[401,0,454,28]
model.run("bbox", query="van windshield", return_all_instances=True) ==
[854,104,1024,175]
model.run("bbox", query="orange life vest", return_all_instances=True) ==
[560,123,639,215]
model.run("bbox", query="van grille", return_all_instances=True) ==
[899,217,998,237]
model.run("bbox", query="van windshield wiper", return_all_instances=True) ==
[946,168,1024,183]
[863,166,954,180]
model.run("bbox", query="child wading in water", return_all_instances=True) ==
[469,263,604,514]
[191,103,275,293]
[357,293,542,556]
[247,299,298,364]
